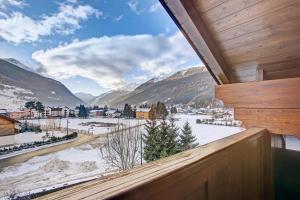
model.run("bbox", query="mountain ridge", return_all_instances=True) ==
[0,58,85,109]
[91,66,215,108]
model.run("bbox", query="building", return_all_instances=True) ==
[106,110,121,118]
[89,109,104,117]
[8,110,28,120]
[136,108,151,119]
[43,106,74,118]
[0,115,21,136]
[50,107,63,117]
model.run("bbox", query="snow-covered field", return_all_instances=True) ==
[0,114,244,198]
[174,114,244,145]
[25,117,146,135]
[0,142,114,198]
[0,131,67,147]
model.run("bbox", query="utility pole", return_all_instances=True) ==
[67,119,69,136]
[139,120,143,165]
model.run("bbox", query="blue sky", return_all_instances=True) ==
[0,0,201,96]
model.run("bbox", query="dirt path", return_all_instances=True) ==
[0,134,99,169]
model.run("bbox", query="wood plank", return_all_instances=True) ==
[230,52,300,82]
[215,77,300,108]
[235,108,300,134]
[200,0,263,25]
[193,0,229,13]
[258,59,300,80]
[226,34,300,65]
[215,1,300,42]
[210,0,298,33]
[37,128,269,200]
[221,18,300,52]
[256,68,264,81]
[179,0,232,84]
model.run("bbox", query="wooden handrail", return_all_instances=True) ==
[38,128,270,200]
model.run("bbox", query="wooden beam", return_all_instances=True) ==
[258,59,300,80]
[160,0,232,84]
[235,108,300,135]
[256,68,264,81]
[216,77,300,109]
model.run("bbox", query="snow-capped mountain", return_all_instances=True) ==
[92,66,215,108]
[0,58,84,109]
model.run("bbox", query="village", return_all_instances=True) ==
[0,100,243,198]
[0,99,243,196]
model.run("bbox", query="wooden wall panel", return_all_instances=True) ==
[215,77,300,109]
[235,109,300,134]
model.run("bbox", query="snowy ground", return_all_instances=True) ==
[0,142,114,198]
[174,114,244,145]
[24,117,146,135]
[0,114,244,198]
[0,131,67,147]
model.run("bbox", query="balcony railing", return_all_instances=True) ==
[38,128,272,200]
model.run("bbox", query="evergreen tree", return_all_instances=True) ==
[35,101,44,118]
[25,101,35,109]
[78,104,88,118]
[123,104,133,118]
[156,101,168,119]
[179,121,198,151]
[158,118,170,159]
[170,106,177,114]
[168,117,180,155]
[103,105,108,116]
[143,120,160,162]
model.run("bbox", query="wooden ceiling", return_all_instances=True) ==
[160,0,300,84]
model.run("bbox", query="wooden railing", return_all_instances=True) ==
[38,128,272,200]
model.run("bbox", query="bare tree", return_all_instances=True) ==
[100,123,142,171]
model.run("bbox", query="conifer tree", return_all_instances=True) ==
[143,120,160,162]
[78,104,88,118]
[167,117,180,155]
[179,121,198,151]
[158,118,170,158]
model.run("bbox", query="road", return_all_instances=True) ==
[0,134,97,169]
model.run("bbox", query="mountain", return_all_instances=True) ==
[74,92,96,104]
[93,67,215,108]
[0,58,84,109]
[90,90,132,106]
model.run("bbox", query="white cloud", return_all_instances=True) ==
[113,15,123,21]
[0,0,26,10]
[0,1,101,43]
[149,2,161,13]
[32,32,200,90]
[127,0,143,15]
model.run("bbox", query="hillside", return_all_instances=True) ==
[93,67,215,108]
[90,90,132,106]
[74,92,96,104]
[0,58,84,109]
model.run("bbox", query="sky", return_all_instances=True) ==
[0,0,202,96]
